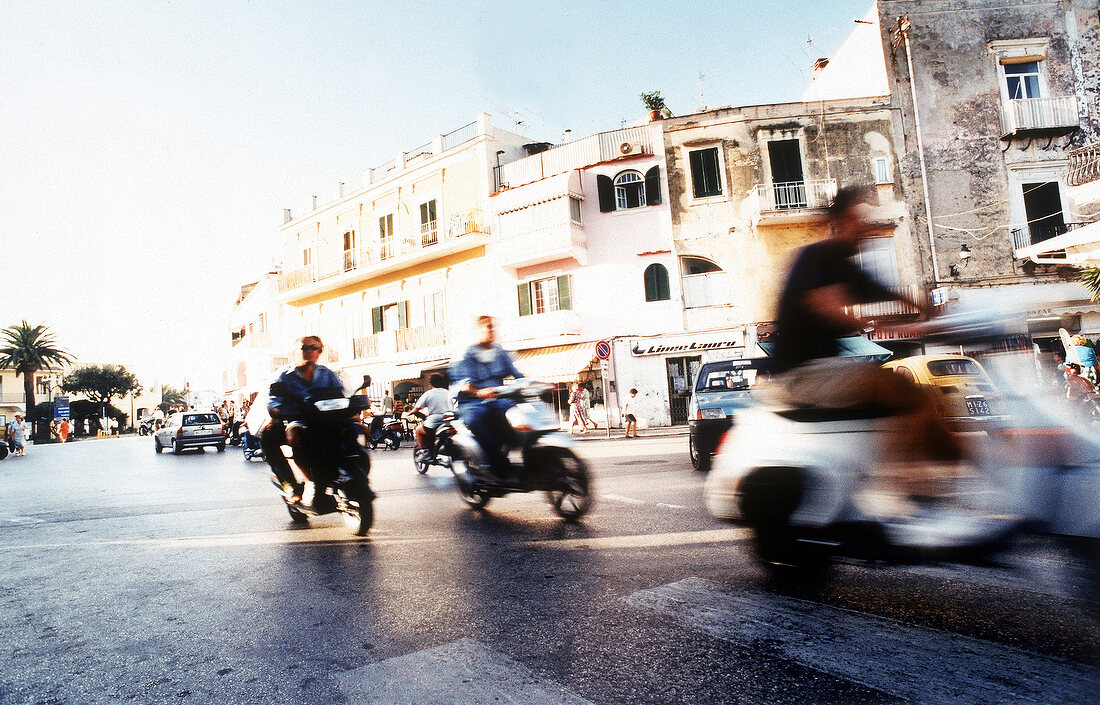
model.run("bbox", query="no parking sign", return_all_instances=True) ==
[595,340,611,360]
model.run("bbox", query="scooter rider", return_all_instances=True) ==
[771,185,960,468]
[262,335,345,502]
[409,373,452,456]
[449,315,524,480]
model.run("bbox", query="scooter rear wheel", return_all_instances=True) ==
[286,502,309,524]
[338,475,374,536]
[546,450,592,521]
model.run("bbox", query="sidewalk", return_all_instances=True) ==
[563,425,689,441]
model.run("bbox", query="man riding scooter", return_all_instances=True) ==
[449,315,524,482]
[262,335,347,504]
[407,373,453,461]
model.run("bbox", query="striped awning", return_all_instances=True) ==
[513,343,599,383]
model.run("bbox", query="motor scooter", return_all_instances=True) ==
[705,309,1100,577]
[412,411,458,474]
[364,414,403,450]
[137,417,156,436]
[265,384,374,535]
[449,378,592,521]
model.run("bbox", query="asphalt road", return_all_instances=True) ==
[0,434,1097,705]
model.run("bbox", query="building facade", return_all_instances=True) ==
[878,0,1100,343]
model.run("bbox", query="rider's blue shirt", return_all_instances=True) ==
[449,344,522,406]
[267,363,343,415]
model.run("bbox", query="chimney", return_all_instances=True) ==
[312,195,318,210]
[813,57,830,73]
[338,182,345,198]
[282,209,292,224]
[563,129,572,143]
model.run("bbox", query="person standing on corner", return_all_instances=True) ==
[622,388,638,438]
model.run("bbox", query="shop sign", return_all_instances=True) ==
[630,331,744,356]
[867,328,919,342]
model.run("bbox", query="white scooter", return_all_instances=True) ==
[705,311,1100,578]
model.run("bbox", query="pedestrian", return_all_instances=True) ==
[393,393,405,419]
[8,413,30,455]
[568,382,587,435]
[109,416,119,436]
[623,388,638,438]
[381,390,394,418]
[1072,335,1100,387]
[59,418,70,443]
[580,383,598,430]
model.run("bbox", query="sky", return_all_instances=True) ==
[0,0,874,390]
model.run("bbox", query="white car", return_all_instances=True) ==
[154,411,225,454]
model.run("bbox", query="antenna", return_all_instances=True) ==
[697,72,707,112]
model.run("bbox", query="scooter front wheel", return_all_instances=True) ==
[545,450,592,521]
[338,475,374,536]
[285,501,309,524]
[414,449,430,474]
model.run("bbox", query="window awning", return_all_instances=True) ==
[492,170,584,215]
[1014,221,1100,265]
[513,343,599,383]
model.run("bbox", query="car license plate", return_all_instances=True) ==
[194,429,214,435]
[966,399,990,416]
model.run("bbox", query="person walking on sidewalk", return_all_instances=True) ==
[8,413,30,455]
[622,388,638,438]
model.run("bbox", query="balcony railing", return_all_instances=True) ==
[396,323,447,353]
[1011,222,1085,252]
[247,332,271,348]
[999,96,1080,138]
[421,220,438,247]
[749,179,837,224]
[848,284,922,319]
[497,126,652,189]
[353,335,380,359]
[496,221,586,269]
[343,249,357,272]
[1067,143,1100,187]
[278,265,316,293]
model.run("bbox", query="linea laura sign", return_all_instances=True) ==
[630,331,744,356]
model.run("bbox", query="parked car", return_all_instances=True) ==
[154,411,226,454]
[687,358,762,471]
[881,354,1005,430]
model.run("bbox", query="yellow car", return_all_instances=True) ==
[882,354,1004,430]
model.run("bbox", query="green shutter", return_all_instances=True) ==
[398,301,408,329]
[517,283,531,316]
[556,275,572,310]
[372,306,383,333]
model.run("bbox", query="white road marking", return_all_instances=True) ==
[600,493,646,505]
[627,577,1099,705]
[337,637,595,705]
[527,528,749,551]
[654,502,688,510]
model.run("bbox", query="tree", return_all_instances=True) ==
[159,385,188,412]
[61,364,143,410]
[0,321,74,417]
[1079,267,1100,301]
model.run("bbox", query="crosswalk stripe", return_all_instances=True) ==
[527,527,749,550]
[336,637,595,705]
[626,577,1099,705]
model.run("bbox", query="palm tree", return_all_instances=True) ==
[0,321,75,417]
[1079,267,1100,301]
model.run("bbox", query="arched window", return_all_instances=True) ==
[644,263,671,302]
[680,256,731,308]
[615,171,646,210]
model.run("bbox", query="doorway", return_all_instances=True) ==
[1022,182,1066,244]
[768,139,806,208]
[666,356,701,425]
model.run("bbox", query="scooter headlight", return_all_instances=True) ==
[314,398,350,412]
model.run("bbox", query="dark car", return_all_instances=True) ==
[687,358,762,471]
[154,412,226,454]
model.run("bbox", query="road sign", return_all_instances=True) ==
[595,340,611,360]
[53,396,70,419]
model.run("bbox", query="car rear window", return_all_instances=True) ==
[183,413,221,425]
[926,359,983,377]
[696,363,752,392]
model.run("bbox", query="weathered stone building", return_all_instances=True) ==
[659,95,924,355]
[878,0,1100,339]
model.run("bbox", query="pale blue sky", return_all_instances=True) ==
[0,0,873,387]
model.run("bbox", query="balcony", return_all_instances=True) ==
[1012,222,1086,256]
[277,209,490,303]
[396,323,447,352]
[1067,143,1100,187]
[848,284,922,319]
[497,126,652,189]
[496,221,587,270]
[749,179,837,226]
[999,96,1080,139]
[353,334,380,360]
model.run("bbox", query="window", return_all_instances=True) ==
[569,196,582,224]
[302,248,312,267]
[420,199,438,246]
[371,301,408,333]
[643,263,670,302]
[379,214,394,259]
[518,275,572,316]
[680,257,731,308]
[597,166,661,211]
[342,230,356,271]
[688,148,722,198]
[257,313,266,333]
[873,157,890,185]
[424,291,444,326]
[614,171,646,209]
[1004,61,1042,99]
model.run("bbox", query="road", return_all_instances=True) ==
[0,435,1097,705]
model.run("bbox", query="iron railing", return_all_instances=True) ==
[1067,143,1100,187]
[353,335,380,360]
[497,126,652,188]
[421,220,439,246]
[752,179,837,213]
[396,323,447,352]
[278,266,316,293]
[848,284,922,318]
[343,250,357,272]
[1011,222,1084,251]
[442,122,477,150]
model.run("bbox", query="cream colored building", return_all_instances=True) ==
[269,113,532,401]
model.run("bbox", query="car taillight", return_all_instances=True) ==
[176,428,184,439]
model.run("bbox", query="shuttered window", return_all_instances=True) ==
[518,275,573,316]
[643,263,671,302]
[689,147,722,198]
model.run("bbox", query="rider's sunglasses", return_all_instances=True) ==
[301,344,321,352]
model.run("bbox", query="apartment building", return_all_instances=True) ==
[268,114,533,401]
[224,272,290,404]
[878,0,1100,344]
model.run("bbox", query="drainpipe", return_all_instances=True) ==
[900,15,941,283]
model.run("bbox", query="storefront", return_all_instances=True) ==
[512,343,601,424]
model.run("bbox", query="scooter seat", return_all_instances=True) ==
[775,405,898,423]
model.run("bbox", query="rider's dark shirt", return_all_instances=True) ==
[267,363,343,416]
[773,238,894,372]
[449,344,522,406]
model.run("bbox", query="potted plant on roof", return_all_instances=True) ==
[641,91,668,121]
